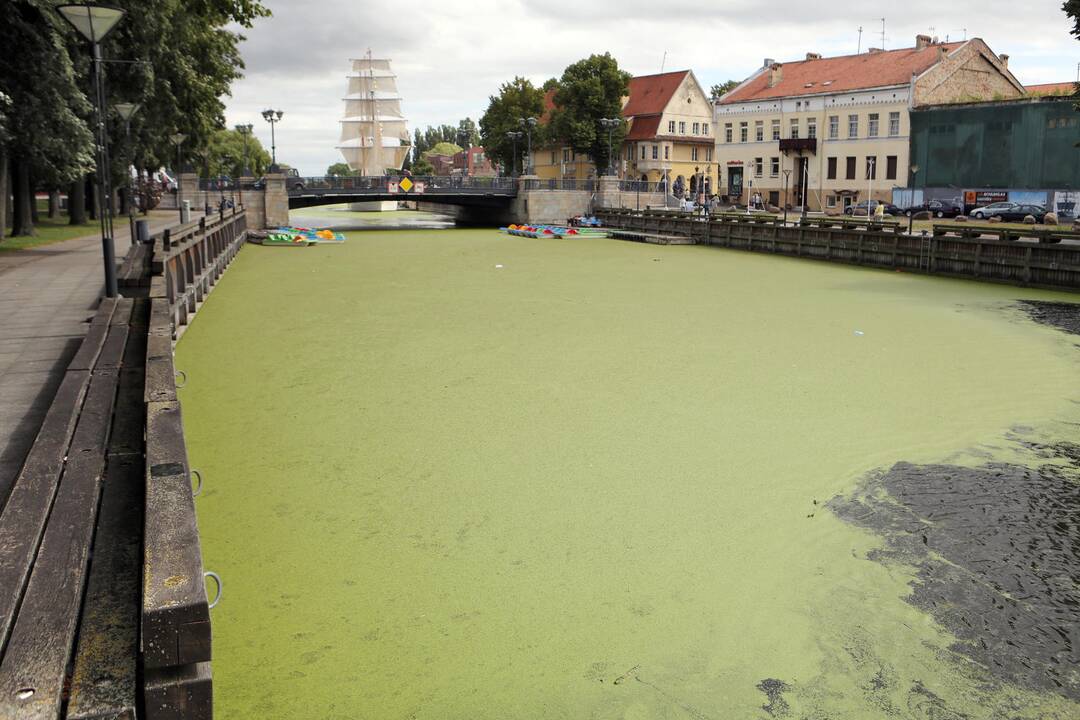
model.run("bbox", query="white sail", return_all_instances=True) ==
[336,52,410,176]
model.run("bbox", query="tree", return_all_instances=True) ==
[479,76,546,173]
[710,80,740,102]
[412,155,434,175]
[1067,0,1080,112]
[424,141,462,158]
[548,53,631,173]
[202,127,270,178]
[457,117,480,148]
[326,162,356,177]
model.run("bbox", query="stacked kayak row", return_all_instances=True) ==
[500,224,609,239]
[248,226,346,246]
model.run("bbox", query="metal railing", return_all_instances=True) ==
[289,175,517,194]
[618,180,668,193]
[521,178,596,191]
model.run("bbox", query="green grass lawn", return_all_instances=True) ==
[0,216,101,251]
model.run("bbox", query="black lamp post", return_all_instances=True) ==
[262,108,283,168]
[908,164,920,235]
[456,128,470,179]
[236,123,252,206]
[56,3,125,298]
[506,131,523,177]
[519,117,537,175]
[219,153,232,209]
[599,117,620,176]
[113,102,138,238]
[169,132,186,221]
[786,169,794,225]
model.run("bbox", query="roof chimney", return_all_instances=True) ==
[805,52,822,60]
[767,63,783,88]
[915,34,931,49]
[763,58,775,69]
[999,53,1009,68]
[868,47,883,54]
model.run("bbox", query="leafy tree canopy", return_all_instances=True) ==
[326,162,357,177]
[478,76,546,174]
[548,53,631,173]
[424,141,462,157]
[203,127,271,177]
[710,80,740,101]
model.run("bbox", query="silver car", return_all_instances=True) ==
[970,201,1016,220]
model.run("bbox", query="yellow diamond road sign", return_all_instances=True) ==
[399,177,413,193]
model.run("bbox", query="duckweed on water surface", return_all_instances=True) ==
[177,227,1080,719]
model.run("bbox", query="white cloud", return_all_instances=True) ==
[224,0,1080,175]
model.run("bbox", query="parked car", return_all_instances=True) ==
[969,202,1048,222]
[252,167,306,191]
[844,200,903,217]
[904,200,963,218]
[969,201,1016,219]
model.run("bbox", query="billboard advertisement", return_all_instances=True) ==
[1053,191,1078,220]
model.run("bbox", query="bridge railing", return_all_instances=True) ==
[619,180,668,193]
[292,175,517,194]
[522,178,596,192]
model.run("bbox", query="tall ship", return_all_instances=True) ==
[337,52,410,176]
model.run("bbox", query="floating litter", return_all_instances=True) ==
[495,264,504,269]
[854,330,865,336]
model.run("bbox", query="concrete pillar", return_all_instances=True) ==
[597,175,620,209]
[179,173,199,212]
[262,173,289,228]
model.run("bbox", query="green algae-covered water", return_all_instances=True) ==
[176,227,1080,719]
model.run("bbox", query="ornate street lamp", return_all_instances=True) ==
[262,108,283,167]
[56,3,125,297]
[506,130,523,177]
[782,168,792,225]
[908,164,920,235]
[599,117,620,177]
[235,123,253,206]
[519,117,538,175]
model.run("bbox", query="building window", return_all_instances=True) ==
[641,146,646,160]
[691,147,699,161]
[652,145,658,159]
[740,122,748,142]
[551,151,556,164]
[848,114,858,138]
[706,147,712,161]
[790,119,799,139]
[668,120,676,133]
[865,156,877,180]
[725,123,732,143]
[693,122,700,134]
[771,119,780,140]
[754,157,763,177]
[845,156,856,179]
[770,156,779,177]
[828,115,839,139]
[562,148,570,162]
[755,121,764,141]
[889,112,900,136]
[826,195,837,208]
[886,155,897,179]
[827,157,837,179]
[703,123,709,135]
[868,113,879,137]
[679,121,686,134]
[807,118,817,139]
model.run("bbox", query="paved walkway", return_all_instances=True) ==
[0,210,200,501]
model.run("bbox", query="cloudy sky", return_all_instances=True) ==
[223,0,1080,175]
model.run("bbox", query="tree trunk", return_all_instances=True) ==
[48,189,60,219]
[69,176,87,225]
[12,157,34,237]
[0,148,8,240]
[88,173,98,220]
[29,170,39,223]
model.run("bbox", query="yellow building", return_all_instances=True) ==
[714,36,1024,211]
[533,70,717,192]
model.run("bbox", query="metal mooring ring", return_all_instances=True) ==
[175,370,188,388]
[205,571,223,609]
[191,469,203,497]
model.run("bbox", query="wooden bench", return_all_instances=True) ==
[932,223,1080,244]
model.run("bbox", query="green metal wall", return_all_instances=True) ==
[910,98,1080,189]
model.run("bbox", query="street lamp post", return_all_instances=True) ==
[262,108,283,168]
[235,123,253,206]
[113,102,138,240]
[170,132,186,221]
[506,131,523,177]
[908,164,920,235]
[782,168,792,225]
[866,157,875,218]
[219,154,232,210]
[599,118,620,176]
[802,157,810,220]
[456,129,470,180]
[56,3,125,298]
[519,117,538,175]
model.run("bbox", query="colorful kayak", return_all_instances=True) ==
[500,224,609,239]
[249,226,346,246]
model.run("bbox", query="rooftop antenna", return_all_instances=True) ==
[660,50,667,73]
[857,26,863,53]
[880,18,886,50]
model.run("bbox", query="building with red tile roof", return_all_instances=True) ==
[714,36,1024,211]
[1025,82,1078,96]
